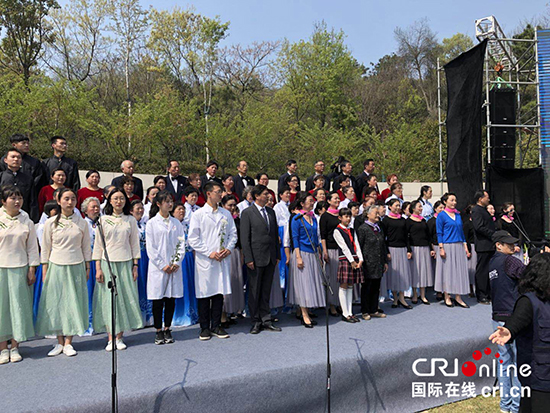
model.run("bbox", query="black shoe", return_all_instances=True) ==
[391,302,398,308]
[163,329,174,344]
[211,327,230,339]
[444,300,455,308]
[155,331,165,345]
[199,329,211,341]
[477,298,491,305]
[341,315,355,323]
[411,299,418,305]
[250,322,262,334]
[420,298,431,305]
[454,299,470,309]
[301,319,314,328]
[262,322,282,332]
[377,308,385,314]
[398,301,413,310]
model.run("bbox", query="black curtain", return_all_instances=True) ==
[486,166,545,241]
[444,39,488,211]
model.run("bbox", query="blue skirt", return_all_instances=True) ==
[173,251,199,326]
[278,226,288,290]
[83,264,97,335]
[137,247,153,326]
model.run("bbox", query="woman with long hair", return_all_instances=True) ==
[92,188,142,351]
[36,188,91,357]
[38,168,66,214]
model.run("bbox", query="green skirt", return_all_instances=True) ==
[92,260,143,335]
[35,262,89,337]
[0,266,35,342]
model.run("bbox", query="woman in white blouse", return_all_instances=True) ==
[36,188,92,357]
[146,191,185,345]
[92,188,142,352]
[0,186,40,364]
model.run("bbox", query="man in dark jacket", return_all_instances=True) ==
[42,136,80,190]
[471,190,496,304]
[0,134,46,191]
[240,185,281,334]
[233,160,255,200]
[0,149,39,222]
[111,160,144,200]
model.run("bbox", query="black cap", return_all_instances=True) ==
[492,230,519,245]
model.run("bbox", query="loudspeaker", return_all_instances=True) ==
[489,89,516,168]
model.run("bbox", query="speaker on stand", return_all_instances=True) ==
[489,88,516,169]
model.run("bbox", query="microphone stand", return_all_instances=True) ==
[298,214,334,413]
[96,217,119,413]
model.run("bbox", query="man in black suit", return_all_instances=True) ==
[305,160,330,192]
[0,149,39,222]
[42,136,80,190]
[332,160,356,191]
[111,160,144,200]
[355,159,376,198]
[0,134,46,191]
[200,160,222,191]
[278,159,300,194]
[471,190,496,304]
[240,184,282,334]
[233,160,255,200]
[165,160,188,201]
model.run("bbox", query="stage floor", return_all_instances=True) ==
[1,293,496,413]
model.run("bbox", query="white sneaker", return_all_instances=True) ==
[10,348,22,363]
[0,349,9,364]
[47,344,64,357]
[105,341,113,352]
[116,339,127,350]
[63,344,77,357]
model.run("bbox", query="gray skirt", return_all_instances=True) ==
[270,265,284,309]
[434,242,469,295]
[325,249,340,306]
[223,247,245,314]
[467,244,477,285]
[387,247,412,292]
[289,251,326,308]
[411,246,434,288]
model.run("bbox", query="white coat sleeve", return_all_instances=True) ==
[146,221,167,271]
[225,215,238,251]
[188,213,210,256]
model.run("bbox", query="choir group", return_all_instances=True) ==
[0,134,525,364]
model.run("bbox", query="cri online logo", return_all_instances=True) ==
[412,347,532,378]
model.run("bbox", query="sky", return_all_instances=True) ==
[58,0,547,66]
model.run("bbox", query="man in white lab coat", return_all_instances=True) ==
[188,181,238,341]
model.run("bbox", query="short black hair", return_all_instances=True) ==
[363,159,374,167]
[221,194,238,206]
[256,172,268,181]
[9,133,28,144]
[286,159,297,167]
[153,175,166,185]
[278,185,291,196]
[206,160,219,168]
[86,170,100,179]
[339,207,352,217]
[251,184,268,200]
[0,185,22,202]
[50,135,66,145]
[50,167,66,178]
[204,181,222,196]
[5,148,23,157]
[44,199,60,216]
[184,186,199,197]
[473,190,487,203]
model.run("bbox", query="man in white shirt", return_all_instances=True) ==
[188,181,237,341]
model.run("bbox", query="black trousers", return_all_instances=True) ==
[198,294,223,330]
[361,278,381,315]
[520,388,550,413]
[475,251,494,300]
[247,261,275,324]
[152,297,176,330]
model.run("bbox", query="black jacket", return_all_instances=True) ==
[305,174,330,192]
[471,204,496,252]
[0,169,39,222]
[42,155,80,191]
[0,153,46,190]
[240,204,280,267]
[200,175,222,191]
[332,173,357,191]
[165,175,188,201]
[278,172,301,194]
[233,174,255,200]
[111,174,144,200]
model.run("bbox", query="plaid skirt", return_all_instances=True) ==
[337,259,364,284]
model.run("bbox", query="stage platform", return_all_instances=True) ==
[2,293,496,413]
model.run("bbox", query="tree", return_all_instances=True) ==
[0,0,59,85]
[148,7,229,161]
[394,18,438,117]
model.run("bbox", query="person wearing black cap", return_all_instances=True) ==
[490,252,550,413]
[488,230,524,413]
